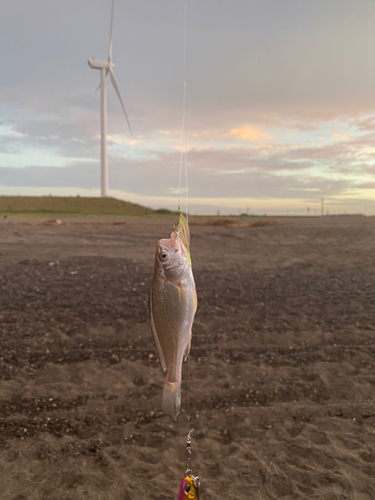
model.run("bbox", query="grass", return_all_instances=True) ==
[0,196,154,216]
[153,208,179,215]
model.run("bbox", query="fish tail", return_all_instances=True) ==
[163,379,181,422]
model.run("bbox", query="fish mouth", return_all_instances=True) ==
[159,242,178,256]
[159,234,180,252]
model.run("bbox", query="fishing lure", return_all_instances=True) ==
[178,474,200,500]
[178,429,200,499]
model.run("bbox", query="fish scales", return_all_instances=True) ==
[149,215,197,421]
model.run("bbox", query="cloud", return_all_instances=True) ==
[351,116,375,132]
[0,143,362,203]
[3,0,375,139]
[1,129,27,138]
[2,0,375,215]
[229,125,271,142]
[107,135,141,146]
[333,132,352,141]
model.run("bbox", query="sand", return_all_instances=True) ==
[0,215,375,499]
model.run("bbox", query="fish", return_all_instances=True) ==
[149,214,197,421]
[178,475,200,500]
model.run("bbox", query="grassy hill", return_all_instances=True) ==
[0,196,154,216]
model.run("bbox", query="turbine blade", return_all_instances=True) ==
[109,68,132,135]
[108,41,113,64]
[95,82,101,93]
[108,0,114,63]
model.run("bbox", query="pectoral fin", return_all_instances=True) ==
[183,337,191,363]
[193,286,198,312]
[149,286,167,373]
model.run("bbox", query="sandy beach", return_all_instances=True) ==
[0,215,375,499]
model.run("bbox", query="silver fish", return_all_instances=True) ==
[149,215,197,421]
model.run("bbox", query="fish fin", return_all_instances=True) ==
[149,286,167,373]
[176,213,190,249]
[163,379,181,421]
[183,337,191,363]
[183,284,196,362]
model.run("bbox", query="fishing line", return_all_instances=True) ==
[177,0,195,478]
[176,4,200,495]
[180,0,191,426]
[178,0,188,220]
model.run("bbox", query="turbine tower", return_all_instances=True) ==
[88,0,132,198]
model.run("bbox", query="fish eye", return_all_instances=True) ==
[184,483,191,493]
[159,252,169,262]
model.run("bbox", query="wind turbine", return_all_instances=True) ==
[88,0,132,198]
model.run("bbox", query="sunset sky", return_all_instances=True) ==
[2,0,375,214]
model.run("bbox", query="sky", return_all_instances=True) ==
[1,0,375,214]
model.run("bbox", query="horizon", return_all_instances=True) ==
[0,194,369,218]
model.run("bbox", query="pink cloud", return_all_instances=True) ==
[229,125,271,142]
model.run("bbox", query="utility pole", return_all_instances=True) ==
[321,198,324,217]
